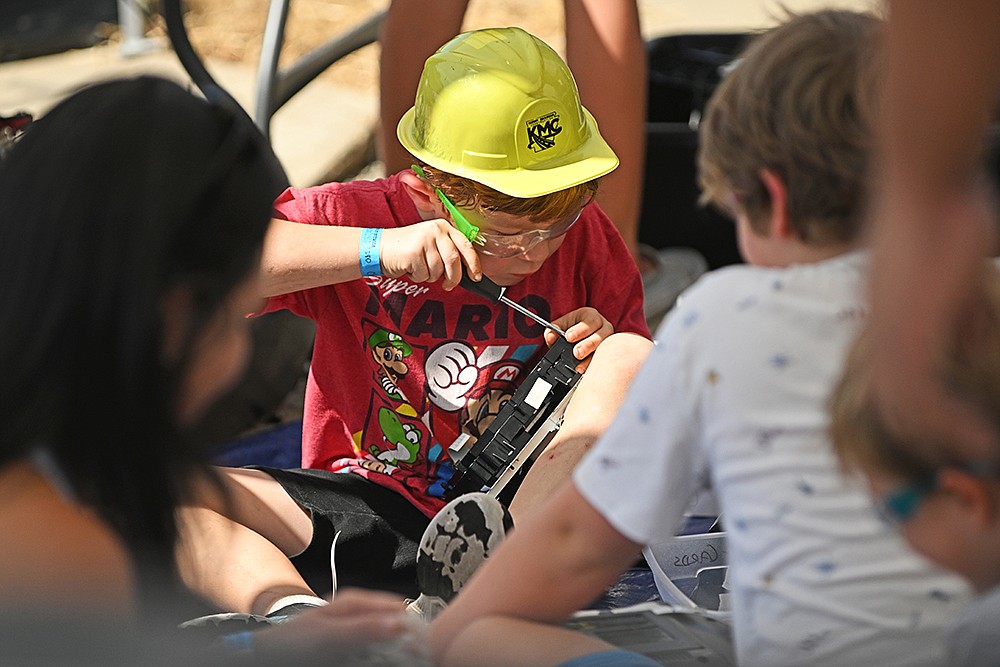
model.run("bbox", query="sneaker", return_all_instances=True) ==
[406,493,513,621]
[404,594,448,621]
[640,244,709,328]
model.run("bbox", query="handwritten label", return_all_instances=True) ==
[673,543,721,568]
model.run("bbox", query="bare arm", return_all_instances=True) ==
[879,0,1000,189]
[377,0,468,174]
[565,0,646,261]
[259,217,482,298]
[440,616,616,667]
[428,481,642,664]
[260,218,363,297]
[869,0,1000,456]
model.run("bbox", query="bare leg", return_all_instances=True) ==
[442,616,615,667]
[176,468,317,615]
[565,0,647,264]
[377,0,469,174]
[508,332,652,523]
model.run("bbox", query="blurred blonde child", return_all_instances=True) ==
[832,264,1000,667]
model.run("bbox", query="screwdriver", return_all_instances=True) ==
[459,272,567,337]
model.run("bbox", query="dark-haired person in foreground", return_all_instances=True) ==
[0,75,409,663]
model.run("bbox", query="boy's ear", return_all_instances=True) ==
[758,168,793,240]
[937,467,1000,528]
[399,170,444,217]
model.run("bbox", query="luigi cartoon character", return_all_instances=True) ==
[369,328,411,400]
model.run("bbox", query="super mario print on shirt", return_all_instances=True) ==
[260,174,648,517]
[350,317,540,506]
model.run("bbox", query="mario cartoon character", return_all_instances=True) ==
[425,340,536,451]
[460,361,522,438]
[369,328,411,400]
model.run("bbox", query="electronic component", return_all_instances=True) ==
[445,336,581,499]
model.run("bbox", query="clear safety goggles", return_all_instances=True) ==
[470,204,588,258]
[412,164,590,258]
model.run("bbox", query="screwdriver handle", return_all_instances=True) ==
[459,271,504,301]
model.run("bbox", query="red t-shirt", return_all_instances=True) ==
[262,173,649,516]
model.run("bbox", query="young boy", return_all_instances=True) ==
[427,11,971,667]
[176,27,653,616]
[830,266,1000,667]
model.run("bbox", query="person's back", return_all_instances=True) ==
[644,256,968,664]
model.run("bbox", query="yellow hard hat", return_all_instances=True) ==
[397,27,619,198]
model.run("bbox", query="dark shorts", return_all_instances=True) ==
[251,467,429,598]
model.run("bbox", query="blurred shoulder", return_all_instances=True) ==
[0,461,134,616]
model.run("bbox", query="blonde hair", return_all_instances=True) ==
[830,266,1000,482]
[698,9,881,244]
[416,163,598,224]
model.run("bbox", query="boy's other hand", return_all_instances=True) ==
[548,307,614,372]
[381,219,482,290]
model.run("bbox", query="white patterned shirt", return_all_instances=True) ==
[575,251,970,666]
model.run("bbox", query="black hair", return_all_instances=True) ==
[0,76,287,612]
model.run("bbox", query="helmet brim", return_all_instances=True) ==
[398,107,620,199]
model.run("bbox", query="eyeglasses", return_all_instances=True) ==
[411,164,589,259]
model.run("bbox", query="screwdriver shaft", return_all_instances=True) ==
[459,271,567,336]
[499,295,567,337]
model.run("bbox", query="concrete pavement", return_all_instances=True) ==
[0,36,377,188]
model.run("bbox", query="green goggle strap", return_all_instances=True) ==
[411,164,484,245]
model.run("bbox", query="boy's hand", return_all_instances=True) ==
[380,220,482,290]
[547,307,614,372]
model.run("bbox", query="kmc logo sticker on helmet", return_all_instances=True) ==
[526,111,562,152]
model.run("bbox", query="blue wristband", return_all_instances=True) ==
[359,227,383,277]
